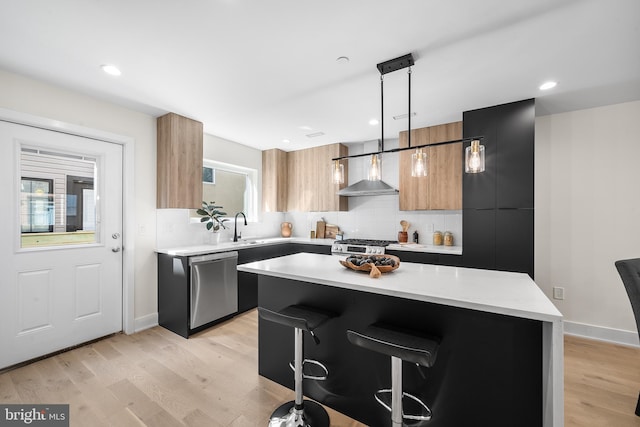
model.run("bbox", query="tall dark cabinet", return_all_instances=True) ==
[462,99,535,278]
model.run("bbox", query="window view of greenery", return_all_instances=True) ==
[20,147,97,248]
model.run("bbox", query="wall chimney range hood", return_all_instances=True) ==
[337,178,398,197]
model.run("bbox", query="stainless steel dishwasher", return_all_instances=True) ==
[189,251,238,329]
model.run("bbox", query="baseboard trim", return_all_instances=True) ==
[564,320,639,347]
[134,313,158,333]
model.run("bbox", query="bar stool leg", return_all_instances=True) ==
[391,356,403,427]
[294,327,304,411]
[267,327,329,427]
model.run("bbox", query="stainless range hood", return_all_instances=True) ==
[337,178,398,197]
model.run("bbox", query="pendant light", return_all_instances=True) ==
[405,66,428,178]
[368,154,381,181]
[411,147,427,177]
[331,52,487,191]
[465,139,485,173]
[332,160,344,184]
[367,72,385,182]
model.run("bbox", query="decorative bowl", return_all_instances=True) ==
[339,254,400,278]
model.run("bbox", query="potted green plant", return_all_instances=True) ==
[197,201,230,232]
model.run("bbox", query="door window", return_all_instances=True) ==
[20,146,98,248]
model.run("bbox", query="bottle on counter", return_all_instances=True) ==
[433,231,443,245]
[413,230,419,243]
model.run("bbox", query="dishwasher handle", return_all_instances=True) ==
[189,251,238,266]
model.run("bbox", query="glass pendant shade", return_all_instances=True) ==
[368,154,381,181]
[465,140,485,173]
[411,148,427,177]
[332,160,344,184]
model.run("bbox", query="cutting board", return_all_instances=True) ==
[315,220,326,239]
[325,224,340,239]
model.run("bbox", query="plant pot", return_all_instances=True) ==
[206,231,221,245]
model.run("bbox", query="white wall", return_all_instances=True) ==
[0,69,158,330]
[535,100,640,345]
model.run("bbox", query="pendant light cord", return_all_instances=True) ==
[408,67,412,148]
[380,74,384,152]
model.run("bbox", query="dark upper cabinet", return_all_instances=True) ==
[463,99,534,209]
[463,106,497,209]
[496,100,535,208]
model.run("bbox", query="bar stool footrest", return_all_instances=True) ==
[374,389,433,422]
[289,359,329,381]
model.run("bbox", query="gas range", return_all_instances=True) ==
[331,239,398,256]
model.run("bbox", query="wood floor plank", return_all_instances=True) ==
[2,310,640,426]
[9,363,46,402]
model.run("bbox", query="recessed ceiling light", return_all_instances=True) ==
[282,139,291,144]
[101,64,121,76]
[298,125,313,131]
[369,119,379,126]
[336,56,350,63]
[539,81,557,91]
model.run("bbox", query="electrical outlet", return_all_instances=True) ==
[552,287,565,300]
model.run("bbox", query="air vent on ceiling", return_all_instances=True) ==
[393,112,417,120]
[306,132,325,138]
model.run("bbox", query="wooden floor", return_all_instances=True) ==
[1,310,639,426]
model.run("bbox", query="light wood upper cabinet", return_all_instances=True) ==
[157,113,203,209]
[262,149,288,212]
[264,143,348,212]
[399,121,462,210]
[315,144,348,212]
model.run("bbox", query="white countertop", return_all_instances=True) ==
[156,237,464,257]
[156,237,335,256]
[237,252,562,323]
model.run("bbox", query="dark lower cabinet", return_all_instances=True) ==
[157,253,190,338]
[495,209,534,277]
[386,250,440,264]
[238,271,259,313]
[462,209,496,270]
[462,208,533,277]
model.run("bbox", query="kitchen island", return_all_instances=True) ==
[238,252,563,427]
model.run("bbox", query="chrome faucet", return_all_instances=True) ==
[233,212,247,242]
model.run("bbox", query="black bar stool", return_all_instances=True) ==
[347,323,440,426]
[258,304,335,427]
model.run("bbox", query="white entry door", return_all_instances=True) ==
[0,120,123,369]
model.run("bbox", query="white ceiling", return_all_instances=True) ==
[1,0,639,151]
